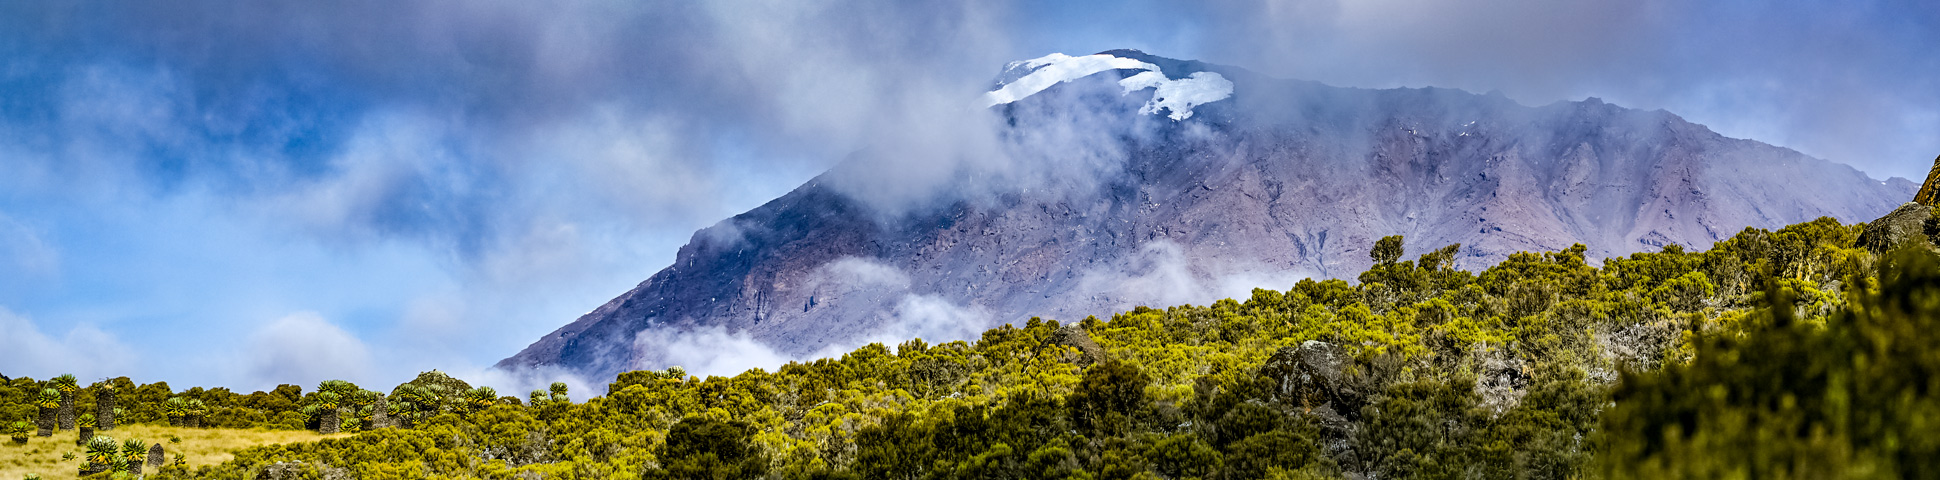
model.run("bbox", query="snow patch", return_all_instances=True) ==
[986,52,1234,121]
[985,53,1158,106]
[1119,71,1234,121]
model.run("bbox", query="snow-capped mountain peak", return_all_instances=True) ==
[984,52,1234,120]
[502,50,1915,383]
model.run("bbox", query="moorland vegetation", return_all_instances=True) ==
[6,216,1940,479]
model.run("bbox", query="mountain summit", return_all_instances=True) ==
[500,50,1913,381]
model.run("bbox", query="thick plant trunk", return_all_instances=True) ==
[372,398,390,429]
[126,459,142,475]
[77,426,93,445]
[97,390,117,430]
[58,391,75,430]
[36,407,54,436]
[80,464,105,476]
[148,444,165,467]
[319,408,340,434]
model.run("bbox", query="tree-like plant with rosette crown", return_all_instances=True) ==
[50,374,78,431]
[35,388,59,436]
[462,386,498,413]
[121,438,147,474]
[6,420,29,444]
[75,413,95,446]
[82,435,116,475]
[161,396,189,426]
[92,381,117,430]
[185,398,208,427]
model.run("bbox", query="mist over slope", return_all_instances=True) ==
[501,50,1914,381]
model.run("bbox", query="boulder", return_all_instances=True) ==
[257,461,350,480]
[1048,324,1108,367]
[1023,324,1110,372]
[1258,341,1364,416]
[1474,347,1528,414]
[1858,202,1933,254]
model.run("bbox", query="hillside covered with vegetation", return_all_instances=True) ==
[8,216,1940,479]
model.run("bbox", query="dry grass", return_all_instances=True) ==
[0,424,349,480]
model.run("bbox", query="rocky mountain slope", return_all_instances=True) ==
[501,50,1915,380]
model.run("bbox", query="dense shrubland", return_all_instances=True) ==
[6,216,1940,479]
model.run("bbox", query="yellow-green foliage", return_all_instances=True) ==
[6,216,1923,479]
[1601,248,1940,479]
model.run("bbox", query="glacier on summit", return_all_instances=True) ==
[1117,70,1234,120]
[984,52,1233,120]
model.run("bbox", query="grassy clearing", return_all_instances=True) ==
[0,424,348,480]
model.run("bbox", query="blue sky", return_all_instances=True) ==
[2,0,1936,394]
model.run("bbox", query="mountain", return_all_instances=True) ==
[500,50,1916,381]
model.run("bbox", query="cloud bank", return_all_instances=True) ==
[628,257,994,378]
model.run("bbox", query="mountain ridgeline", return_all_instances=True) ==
[501,50,1913,381]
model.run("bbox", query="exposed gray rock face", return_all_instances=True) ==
[1030,325,1108,370]
[257,461,352,480]
[501,51,1915,381]
[1858,202,1933,253]
[1260,341,1362,413]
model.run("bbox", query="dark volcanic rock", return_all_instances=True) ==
[1031,324,1108,370]
[1259,341,1362,413]
[501,51,1915,381]
[1858,202,1933,254]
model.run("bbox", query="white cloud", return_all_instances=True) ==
[451,364,599,403]
[625,257,996,379]
[515,110,728,229]
[268,111,468,241]
[1099,240,1205,307]
[815,257,991,345]
[1079,240,1315,309]
[820,256,914,289]
[0,307,135,382]
[632,326,794,379]
[243,312,375,390]
[874,294,991,345]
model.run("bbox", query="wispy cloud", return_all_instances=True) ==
[625,257,994,378]
[1179,0,1940,179]
[0,307,135,382]
[242,312,375,391]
